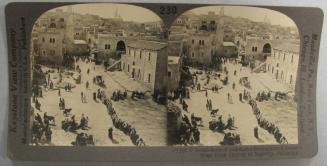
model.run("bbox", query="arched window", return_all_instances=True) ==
[49,23,56,28]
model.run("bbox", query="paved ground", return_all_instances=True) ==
[32,59,166,146]
[173,60,298,145]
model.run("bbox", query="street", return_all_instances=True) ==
[32,59,167,146]
[172,60,298,145]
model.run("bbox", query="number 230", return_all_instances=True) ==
[160,6,177,15]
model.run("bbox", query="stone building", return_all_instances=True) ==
[244,37,272,62]
[265,43,299,91]
[35,29,67,66]
[172,12,225,66]
[184,30,224,66]
[222,42,238,58]
[166,40,183,91]
[97,34,126,61]
[120,40,168,95]
[223,28,235,42]
[33,8,75,66]
[72,40,89,57]
[167,56,181,91]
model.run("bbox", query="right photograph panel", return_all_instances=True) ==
[167,6,299,146]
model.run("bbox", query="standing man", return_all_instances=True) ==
[108,127,113,140]
[86,81,89,89]
[81,92,84,103]
[254,126,259,139]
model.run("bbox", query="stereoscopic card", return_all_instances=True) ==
[5,2,323,161]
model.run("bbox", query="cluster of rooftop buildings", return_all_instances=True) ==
[31,6,300,95]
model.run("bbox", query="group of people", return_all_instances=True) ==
[31,112,53,145]
[249,99,288,144]
[111,90,127,101]
[93,76,105,87]
[220,132,241,145]
[177,114,201,145]
[209,114,236,132]
[211,85,220,93]
[94,89,106,101]
[59,98,66,110]
[104,98,146,146]
[63,83,73,92]
[206,99,213,111]
[72,132,95,146]
[61,114,89,132]
[256,91,271,102]
[168,87,190,103]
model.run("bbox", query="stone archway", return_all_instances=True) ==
[116,40,126,59]
[262,43,271,60]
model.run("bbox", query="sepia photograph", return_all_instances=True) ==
[4,0,325,162]
[166,6,299,146]
[29,3,300,147]
[30,3,168,146]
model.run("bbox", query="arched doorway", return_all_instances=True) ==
[116,40,126,59]
[262,43,272,60]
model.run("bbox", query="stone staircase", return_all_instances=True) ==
[106,59,121,71]
[252,62,266,73]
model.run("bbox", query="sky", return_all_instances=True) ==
[188,6,297,27]
[63,3,161,23]
[48,4,296,27]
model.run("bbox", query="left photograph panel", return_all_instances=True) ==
[30,3,168,146]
